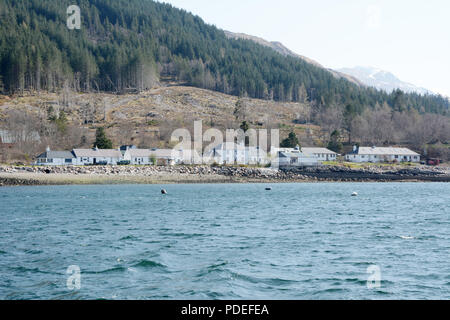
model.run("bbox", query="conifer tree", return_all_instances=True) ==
[94,127,113,149]
[280,131,300,148]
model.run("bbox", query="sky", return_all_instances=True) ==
[160,0,450,96]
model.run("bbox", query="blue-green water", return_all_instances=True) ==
[0,183,449,299]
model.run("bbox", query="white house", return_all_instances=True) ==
[72,147,123,165]
[345,146,420,163]
[302,147,338,161]
[203,142,246,165]
[245,146,270,165]
[123,148,153,165]
[271,146,320,168]
[203,142,270,165]
[177,148,200,164]
[119,144,137,156]
[271,146,337,161]
[149,148,183,166]
[35,147,75,165]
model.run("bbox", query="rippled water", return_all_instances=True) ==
[0,182,449,299]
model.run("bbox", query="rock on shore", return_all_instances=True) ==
[0,164,449,186]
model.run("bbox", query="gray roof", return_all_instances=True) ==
[128,149,152,157]
[279,151,314,158]
[354,147,419,156]
[150,149,181,159]
[37,151,75,159]
[302,147,337,155]
[73,149,122,158]
[214,142,246,150]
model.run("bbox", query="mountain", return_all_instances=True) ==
[223,31,323,68]
[337,66,433,95]
[224,31,363,86]
[0,0,448,115]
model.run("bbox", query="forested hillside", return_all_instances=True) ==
[0,0,449,116]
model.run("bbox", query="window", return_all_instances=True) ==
[65,159,72,163]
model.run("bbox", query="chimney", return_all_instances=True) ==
[46,146,50,152]
[352,145,358,153]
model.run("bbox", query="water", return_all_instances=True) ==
[0,182,449,299]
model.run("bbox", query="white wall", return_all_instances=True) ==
[130,157,151,165]
[273,153,319,167]
[36,158,74,165]
[74,157,121,165]
[309,153,336,161]
[345,154,420,163]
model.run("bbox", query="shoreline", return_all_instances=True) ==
[1,164,449,186]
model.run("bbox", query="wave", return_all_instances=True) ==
[207,261,228,270]
[23,249,43,254]
[85,266,127,274]
[10,266,54,274]
[229,271,297,286]
[119,235,139,241]
[160,232,206,239]
[131,259,166,269]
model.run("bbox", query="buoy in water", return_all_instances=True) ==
[161,189,167,194]
[265,187,272,190]
[351,192,358,196]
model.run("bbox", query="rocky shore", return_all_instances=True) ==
[0,164,449,186]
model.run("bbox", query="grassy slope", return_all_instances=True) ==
[0,85,318,148]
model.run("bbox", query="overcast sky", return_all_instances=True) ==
[160,0,450,96]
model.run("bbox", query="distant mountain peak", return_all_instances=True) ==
[224,30,363,86]
[337,66,434,95]
[224,31,436,96]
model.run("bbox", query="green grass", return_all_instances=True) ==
[147,120,159,126]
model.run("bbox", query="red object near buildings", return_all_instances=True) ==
[426,158,440,166]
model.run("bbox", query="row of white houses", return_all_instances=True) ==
[35,144,420,166]
[35,146,186,166]
[35,144,336,166]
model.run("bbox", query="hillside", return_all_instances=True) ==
[224,31,363,87]
[0,85,320,158]
[0,86,309,127]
